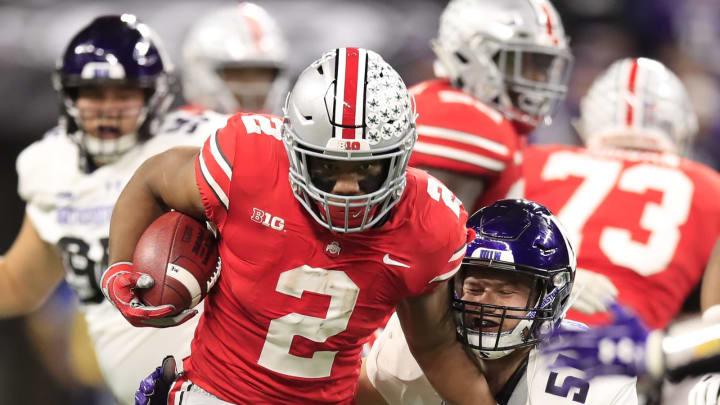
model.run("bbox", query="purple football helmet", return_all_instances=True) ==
[452,199,576,359]
[53,14,174,166]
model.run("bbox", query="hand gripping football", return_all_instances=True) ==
[134,211,220,315]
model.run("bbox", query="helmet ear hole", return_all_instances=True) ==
[454,51,470,64]
[142,88,155,102]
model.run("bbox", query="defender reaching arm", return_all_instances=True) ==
[398,280,493,405]
[0,216,65,316]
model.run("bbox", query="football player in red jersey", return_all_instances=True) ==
[481,57,720,331]
[409,0,573,211]
[102,48,496,405]
[407,0,622,320]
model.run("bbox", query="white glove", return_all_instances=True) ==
[689,374,720,405]
[569,268,618,315]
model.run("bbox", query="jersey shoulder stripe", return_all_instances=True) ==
[410,80,519,176]
[195,113,282,227]
[413,141,506,172]
[198,136,230,211]
[195,116,241,223]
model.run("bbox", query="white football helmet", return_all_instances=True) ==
[181,2,288,114]
[578,57,698,155]
[283,48,417,233]
[432,0,573,129]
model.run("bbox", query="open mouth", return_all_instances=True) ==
[470,317,501,333]
[96,125,122,139]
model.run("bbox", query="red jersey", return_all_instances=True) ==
[484,144,720,328]
[409,79,523,187]
[189,113,468,404]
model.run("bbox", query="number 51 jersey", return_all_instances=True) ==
[366,313,638,405]
[190,113,469,404]
[484,144,720,329]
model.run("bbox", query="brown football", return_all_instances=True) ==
[134,211,220,315]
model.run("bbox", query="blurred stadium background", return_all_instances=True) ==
[1,0,719,403]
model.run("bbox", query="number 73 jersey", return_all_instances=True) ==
[190,113,468,404]
[484,144,720,328]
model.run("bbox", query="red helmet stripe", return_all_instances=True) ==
[332,48,368,140]
[356,49,368,140]
[539,2,559,46]
[341,48,360,139]
[626,59,640,127]
[239,4,265,53]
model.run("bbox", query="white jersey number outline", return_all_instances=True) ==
[257,266,360,378]
[58,236,108,303]
[541,151,693,276]
[427,176,462,218]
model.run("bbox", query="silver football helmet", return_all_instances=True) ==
[283,48,417,233]
[578,57,698,155]
[181,2,288,114]
[432,0,573,129]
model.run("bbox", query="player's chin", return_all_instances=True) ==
[320,203,378,227]
[328,210,367,228]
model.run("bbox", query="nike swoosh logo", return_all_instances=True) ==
[383,254,410,268]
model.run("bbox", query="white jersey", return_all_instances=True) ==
[366,313,638,405]
[16,108,229,405]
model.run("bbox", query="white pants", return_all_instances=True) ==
[168,376,234,405]
[83,301,201,405]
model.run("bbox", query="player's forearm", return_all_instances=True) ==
[108,161,167,263]
[109,147,204,264]
[0,258,42,316]
[0,257,65,317]
[397,283,495,405]
[413,340,494,405]
[0,217,66,317]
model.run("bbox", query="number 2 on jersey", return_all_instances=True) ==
[257,266,360,378]
[427,176,462,218]
[541,151,693,276]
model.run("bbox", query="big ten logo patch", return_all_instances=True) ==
[339,141,361,150]
[251,208,285,231]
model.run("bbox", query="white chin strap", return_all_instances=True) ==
[465,317,534,360]
[82,132,139,165]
